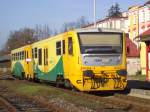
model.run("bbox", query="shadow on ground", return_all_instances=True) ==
[127,80,150,90]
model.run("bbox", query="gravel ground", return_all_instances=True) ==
[0,74,150,112]
[129,89,150,99]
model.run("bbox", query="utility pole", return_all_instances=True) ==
[94,0,96,28]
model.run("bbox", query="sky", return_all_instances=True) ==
[0,0,147,49]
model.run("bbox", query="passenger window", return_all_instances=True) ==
[44,49,46,65]
[34,48,37,58]
[14,54,15,61]
[22,51,24,60]
[46,48,48,65]
[32,49,34,58]
[56,41,61,55]
[63,40,65,54]
[11,54,13,61]
[44,48,48,65]
[15,53,17,61]
[17,53,19,60]
[25,51,26,59]
[27,51,29,58]
[68,37,73,55]
[20,52,21,60]
[38,49,42,65]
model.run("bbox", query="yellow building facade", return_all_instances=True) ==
[128,6,146,75]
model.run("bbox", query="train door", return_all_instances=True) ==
[62,35,74,80]
[44,47,49,73]
[25,46,33,79]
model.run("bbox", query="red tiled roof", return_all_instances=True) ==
[126,34,140,57]
[139,28,150,37]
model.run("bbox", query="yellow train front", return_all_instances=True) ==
[64,28,127,91]
[11,28,127,92]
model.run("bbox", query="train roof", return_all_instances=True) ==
[75,28,124,33]
[11,45,31,53]
[11,28,124,52]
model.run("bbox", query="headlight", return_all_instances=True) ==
[83,70,94,77]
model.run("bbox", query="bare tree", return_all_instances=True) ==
[34,24,53,40]
[4,28,38,53]
[61,16,89,32]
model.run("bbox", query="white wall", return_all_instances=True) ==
[96,18,128,33]
[127,57,141,75]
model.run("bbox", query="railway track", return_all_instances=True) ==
[0,96,17,112]
[45,84,150,112]
[0,94,53,112]
[1,73,150,112]
[0,84,60,112]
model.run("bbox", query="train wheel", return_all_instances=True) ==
[64,79,78,91]
[33,73,40,83]
[21,72,25,80]
[71,86,78,92]
[56,76,64,88]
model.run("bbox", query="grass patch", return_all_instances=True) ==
[128,74,146,81]
[0,80,118,111]
[16,85,42,95]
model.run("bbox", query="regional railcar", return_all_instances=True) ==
[11,28,127,91]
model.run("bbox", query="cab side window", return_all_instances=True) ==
[63,40,65,54]
[56,41,61,55]
[68,37,73,55]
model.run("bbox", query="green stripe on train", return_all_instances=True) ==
[13,62,24,79]
[35,57,64,81]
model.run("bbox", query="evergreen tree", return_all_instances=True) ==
[108,3,122,18]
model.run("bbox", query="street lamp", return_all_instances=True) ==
[94,0,96,28]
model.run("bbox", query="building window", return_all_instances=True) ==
[134,15,136,24]
[38,49,42,65]
[68,37,73,55]
[142,11,145,22]
[56,41,61,55]
[120,20,125,28]
[110,22,112,28]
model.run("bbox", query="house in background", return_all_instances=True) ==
[84,16,128,33]
[128,1,150,76]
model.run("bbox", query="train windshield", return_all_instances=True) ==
[78,33,123,54]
